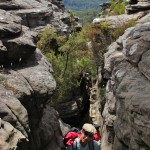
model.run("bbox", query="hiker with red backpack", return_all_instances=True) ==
[65,123,100,150]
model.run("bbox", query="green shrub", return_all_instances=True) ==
[110,0,126,15]
[86,18,135,70]
[86,23,113,68]
[37,28,67,53]
[100,0,127,16]
[37,28,96,105]
[37,16,135,105]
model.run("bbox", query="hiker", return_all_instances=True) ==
[66,123,100,150]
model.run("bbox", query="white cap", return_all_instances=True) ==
[82,123,96,134]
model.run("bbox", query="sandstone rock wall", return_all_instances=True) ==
[0,0,70,32]
[93,1,150,149]
[102,9,150,150]
[0,0,70,149]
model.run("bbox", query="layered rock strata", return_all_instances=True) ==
[93,1,150,149]
[102,13,150,149]
[0,0,71,32]
[0,0,70,149]
[126,0,150,14]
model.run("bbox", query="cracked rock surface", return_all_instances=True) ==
[0,1,67,149]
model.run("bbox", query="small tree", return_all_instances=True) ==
[37,26,96,105]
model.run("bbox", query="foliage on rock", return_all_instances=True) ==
[109,0,126,15]
[87,19,135,70]
[37,11,135,105]
[37,28,67,53]
[100,0,127,16]
[37,28,96,105]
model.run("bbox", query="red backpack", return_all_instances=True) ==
[63,127,94,150]
[64,127,81,146]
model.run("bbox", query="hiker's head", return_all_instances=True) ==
[82,123,96,135]
[80,123,96,144]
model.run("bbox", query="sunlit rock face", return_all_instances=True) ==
[0,0,70,32]
[0,10,37,65]
[103,13,150,149]
[93,1,150,149]
[0,1,70,149]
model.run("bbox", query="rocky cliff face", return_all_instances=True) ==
[0,0,70,32]
[101,0,150,149]
[0,0,70,150]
